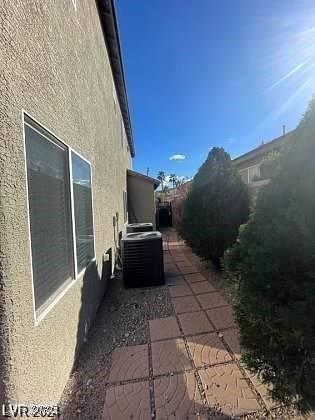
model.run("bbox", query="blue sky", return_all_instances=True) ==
[116,0,315,181]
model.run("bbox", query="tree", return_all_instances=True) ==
[169,173,177,189]
[176,177,185,187]
[157,171,166,191]
[224,98,315,411]
[259,150,282,180]
[179,147,249,265]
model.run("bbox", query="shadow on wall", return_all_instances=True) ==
[73,213,122,370]
[74,248,113,362]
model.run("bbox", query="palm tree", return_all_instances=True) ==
[176,177,184,187]
[157,171,166,191]
[169,173,177,189]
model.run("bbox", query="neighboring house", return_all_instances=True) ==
[233,130,295,184]
[0,0,136,409]
[127,170,160,228]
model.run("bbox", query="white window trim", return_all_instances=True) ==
[247,163,260,182]
[123,190,128,225]
[22,110,96,326]
[239,168,249,184]
[71,148,96,279]
[239,163,261,184]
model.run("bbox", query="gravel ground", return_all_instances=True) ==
[58,272,172,420]
[58,229,314,420]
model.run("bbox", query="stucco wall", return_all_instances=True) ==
[128,176,156,228]
[0,0,131,409]
[233,155,264,171]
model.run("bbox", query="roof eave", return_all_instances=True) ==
[233,130,295,165]
[127,169,160,190]
[97,0,135,157]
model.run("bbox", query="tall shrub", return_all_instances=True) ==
[224,99,315,411]
[260,150,282,180]
[179,147,249,264]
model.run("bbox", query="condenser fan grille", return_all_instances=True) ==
[126,223,153,233]
[121,232,164,288]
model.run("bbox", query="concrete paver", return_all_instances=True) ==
[199,363,261,416]
[176,260,197,269]
[179,265,199,275]
[207,306,237,330]
[103,229,277,419]
[169,284,192,298]
[247,371,278,410]
[154,372,206,419]
[164,266,181,278]
[172,256,187,263]
[163,256,173,264]
[187,332,232,367]
[109,345,149,383]
[184,273,207,283]
[222,328,241,360]
[172,295,201,314]
[164,262,177,270]
[151,338,192,375]
[149,316,181,341]
[178,311,214,336]
[196,292,228,310]
[190,281,216,295]
[103,381,151,420]
[166,275,187,286]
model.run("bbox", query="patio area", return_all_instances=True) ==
[101,229,278,419]
[59,228,307,419]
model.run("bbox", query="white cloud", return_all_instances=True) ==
[169,154,186,161]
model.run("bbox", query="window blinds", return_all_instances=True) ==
[25,124,74,312]
[71,152,95,274]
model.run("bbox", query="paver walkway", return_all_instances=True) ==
[102,229,276,419]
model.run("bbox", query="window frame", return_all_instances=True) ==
[70,149,96,278]
[248,163,261,183]
[239,168,249,184]
[22,111,96,326]
[123,190,128,224]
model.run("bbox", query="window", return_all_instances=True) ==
[25,122,74,314]
[24,115,95,319]
[71,152,95,274]
[248,164,260,183]
[239,168,249,184]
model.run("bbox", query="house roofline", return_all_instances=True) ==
[127,169,160,189]
[97,0,135,157]
[233,130,295,166]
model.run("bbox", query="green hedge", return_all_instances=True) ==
[178,147,249,265]
[224,100,315,411]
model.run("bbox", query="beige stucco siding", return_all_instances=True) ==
[233,155,264,171]
[0,0,131,407]
[128,176,156,228]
